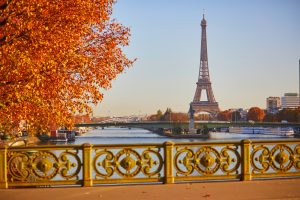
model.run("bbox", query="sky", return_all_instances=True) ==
[93,0,300,117]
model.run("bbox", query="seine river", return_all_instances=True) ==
[71,127,295,145]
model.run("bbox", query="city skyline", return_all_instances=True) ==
[93,0,300,116]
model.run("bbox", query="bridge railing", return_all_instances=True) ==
[1,139,300,188]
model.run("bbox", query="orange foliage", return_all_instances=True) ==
[0,0,134,134]
[147,111,188,122]
[277,108,300,122]
[91,117,110,122]
[74,115,92,124]
[170,113,188,122]
[263,113,278,122]
[217,110,232,121]
[147,114,160,121]
[247,107,265,122]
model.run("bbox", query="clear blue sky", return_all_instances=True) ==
[93,0,300,117]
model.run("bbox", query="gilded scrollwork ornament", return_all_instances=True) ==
[31,151,59,179]
[7,150,81,182]
[251,144,300,175]
[175,145,240,177]
[220,146,240,174]
[174,147,194,176]
[93,149,115,178]
[141,149,163,177]
[93,147,163,179]
[58,150,81,180]
[294,144,300,170]
[115,148,142,177]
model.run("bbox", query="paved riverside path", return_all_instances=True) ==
[1,179,300,200]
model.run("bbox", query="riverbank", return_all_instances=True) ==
[165,133,209,138]
[1,179,300,200]
[0,136,39,147]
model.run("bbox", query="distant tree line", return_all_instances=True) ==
[149,106,300,123]
[217,107,300,123]
[265,108,300,122]
[148,108,214,122]
[148,108,189,122]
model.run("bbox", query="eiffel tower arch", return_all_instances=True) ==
[189,14,220,127]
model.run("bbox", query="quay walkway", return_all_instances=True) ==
[1,179,300,200]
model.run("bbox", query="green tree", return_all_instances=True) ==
[156,109,163,121]
[162,108,172,121]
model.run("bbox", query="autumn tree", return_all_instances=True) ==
[195,113,211,121]
[147,114,159,121]
[217,110,232,121]
[170,113,188,122]
[0,0,134,135]
[147,109,188,122]
[277,108,300,122]
[147,109,164,121]
[74,114,92,124]
[263,113,278,122]
[247,107,265,122]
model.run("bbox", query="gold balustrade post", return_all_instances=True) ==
[241,139,252,181]
[82,143,93,187]
[164,141,174,184]
[0,146,8,189]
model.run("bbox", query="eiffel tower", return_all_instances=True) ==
[189,14,220,123]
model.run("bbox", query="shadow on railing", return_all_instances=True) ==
[0,139,300,188]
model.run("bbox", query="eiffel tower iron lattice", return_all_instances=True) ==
[189,15,220,119]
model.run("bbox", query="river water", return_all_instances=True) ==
[72,127,296,145]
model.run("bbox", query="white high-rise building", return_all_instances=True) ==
[281,93,300,109]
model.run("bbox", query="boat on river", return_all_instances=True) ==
[50,130,76,142]
[38,130,76,142]
[228,127,295,136]
[209,127,294,139]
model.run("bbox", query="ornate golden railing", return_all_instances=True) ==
[0,139,300,188]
